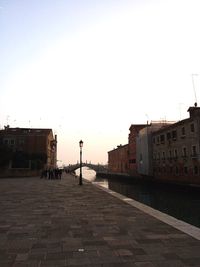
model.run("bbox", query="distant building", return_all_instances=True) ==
[108,144,129,174]
[108,124,146,175]
[152,106,200,184]
[136,122,174,176]
[108,104,200,185]
[0,126,57,177]
[128,124,146,175]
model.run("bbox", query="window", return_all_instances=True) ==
[184,166,188,174]
[182,147,187,157]
[160,134,165,144]
[4,139,9,145]
[174,149,178,159]
[190,123,195,133]
[175,166,179,174]
[192,145,197,157]
[162,151,165,160]
[156,136,160,145]
[172,130,177,140]
[10,139,15,145]
[3,139,15,145]
[194,166,198,175]
[181,126,185,136]
[167,132,171,140]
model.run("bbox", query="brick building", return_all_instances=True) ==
[152,105,200,184]
[0,126,57,177]
[108,124,146,175]
[108,144,129,174]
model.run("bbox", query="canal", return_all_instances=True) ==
[76,167,200,229]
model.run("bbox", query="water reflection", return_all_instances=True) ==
[107,178,200,228]
[75,167,108,188]
[75,167,200,228]
[75,167,96,182]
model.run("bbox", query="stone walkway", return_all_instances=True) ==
[0,173,200,267]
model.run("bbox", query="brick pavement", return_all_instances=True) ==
[0,173,200,267]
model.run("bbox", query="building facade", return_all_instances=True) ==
[108,124,146,175]
[128,124,146,175]
[152,106,200,184]
[108,105,200,185]
[108,144,129,174]
[136,122,174,176]
[0,126,57,177]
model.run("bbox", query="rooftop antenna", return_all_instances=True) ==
[178,103,184,120]
[192,74,198,106]
[145,113,149,125]
[6,115,10,125]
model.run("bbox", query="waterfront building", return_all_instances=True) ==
[136,122,173,176]
[128,124,146,175]
[108,124,146,175]
[108,144,129,174]
[0,126,57,177]
[152,105,200,184]
[107,105,200,185]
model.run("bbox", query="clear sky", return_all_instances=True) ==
[1,0,200,166]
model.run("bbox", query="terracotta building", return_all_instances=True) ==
[108,144,129,174]
[152,105,200,184]
[0,126,57,177]
[108,124,146,175]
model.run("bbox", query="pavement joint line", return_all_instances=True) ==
[92,181,200,241]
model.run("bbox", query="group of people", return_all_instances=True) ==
[40,168,63,180]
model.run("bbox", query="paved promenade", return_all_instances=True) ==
[0,173,200,267]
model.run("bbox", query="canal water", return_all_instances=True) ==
[75,167,200,229]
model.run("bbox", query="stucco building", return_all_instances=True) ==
[0,126,57,177]
[152,106,200,184]
[128,124,146,175]
[136,122,173,176]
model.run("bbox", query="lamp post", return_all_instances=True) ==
[79,140,83,185]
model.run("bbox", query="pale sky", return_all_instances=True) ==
[1,0,200,165]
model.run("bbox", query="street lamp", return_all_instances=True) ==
[79,140,83,185]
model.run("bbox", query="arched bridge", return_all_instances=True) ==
[65,163,108,173]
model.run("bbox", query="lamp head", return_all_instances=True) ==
[79,140,83,148]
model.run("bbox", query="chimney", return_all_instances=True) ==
[187,104,200,118]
